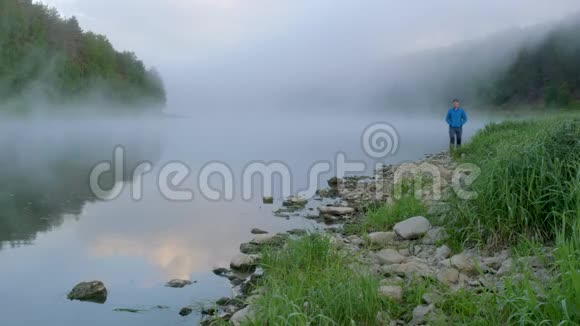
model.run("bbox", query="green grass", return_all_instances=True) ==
[366,196,428,232]
[448,115,580,247]
[344,195,428,236]
[439,114,580,324]
[438,219,580,325]
[240,114,580,325]
[246,234,388,325]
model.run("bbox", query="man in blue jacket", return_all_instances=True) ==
[446,99,468,152]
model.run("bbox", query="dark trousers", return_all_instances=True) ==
[449,127,463,146]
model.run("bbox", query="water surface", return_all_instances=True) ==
[0,110,494,325]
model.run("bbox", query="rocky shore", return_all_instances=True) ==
[199,151,556,325]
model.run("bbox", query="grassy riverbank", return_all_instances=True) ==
[440,114,580,324]
[234,114,579,325]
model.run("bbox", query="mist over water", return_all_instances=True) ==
[0,108,498,325]
[3,0,579,325]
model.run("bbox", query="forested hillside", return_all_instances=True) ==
[485,17,580,106]
[377,15,580,110]
[0,0,166,111]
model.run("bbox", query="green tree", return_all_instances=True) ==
[0,0,166,112]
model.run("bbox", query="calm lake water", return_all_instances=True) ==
[0,110,493,325]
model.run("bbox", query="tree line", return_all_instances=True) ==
[0,0,166,111]
[483,18,580,107]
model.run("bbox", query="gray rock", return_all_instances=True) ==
[409,304,434,326]
[212,267,230,276]
[450,253,477,275]
[496,258,513,276]
[436,268,459,285]
[378,285,403,301]
[380,276,404,285]
[481,256,505,270]
[251,234,282,245]
[287,229,307,236]
[165,279,194,288]
[230,254,259,271]
[422,227,448,244]
[375,249,406,265]
[398,248,411,257]
[250,228,268,235]
[375,311,393,326]
[262,196,274,204]
[518,256,544,268]
[231,306,254,326]
[216,297,234,306]
[393,216,431,240]
[202,307,217,316]
[422,292,442,305]
[347,235,365,246]
[382,259,435,278]
[435,245,451,260]
[330,236,346,249]
[416,246,436,260]
[179,307,193,316]
[327,177,340,188]
[283,196,307,207]
[318,206,355,216]
[240,242,261,254]
[67,281,107,303]
[368,232,397,246]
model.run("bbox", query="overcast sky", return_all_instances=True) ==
[38,0,580,109]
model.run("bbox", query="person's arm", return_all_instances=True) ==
[446,110,452,125]
[462,110,468,125]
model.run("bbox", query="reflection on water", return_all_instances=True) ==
[0,120,162,250]
[0,111,497,325]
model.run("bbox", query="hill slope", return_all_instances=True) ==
[0,0,166,112]
[486,17,580,106]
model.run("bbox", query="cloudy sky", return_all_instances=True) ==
[39,0,580,108]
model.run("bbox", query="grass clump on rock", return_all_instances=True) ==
[366,196,428,233]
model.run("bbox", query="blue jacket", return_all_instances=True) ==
[446,108,468,128]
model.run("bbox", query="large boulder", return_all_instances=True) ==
[393,216,431,240]
[67,281,108,303]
